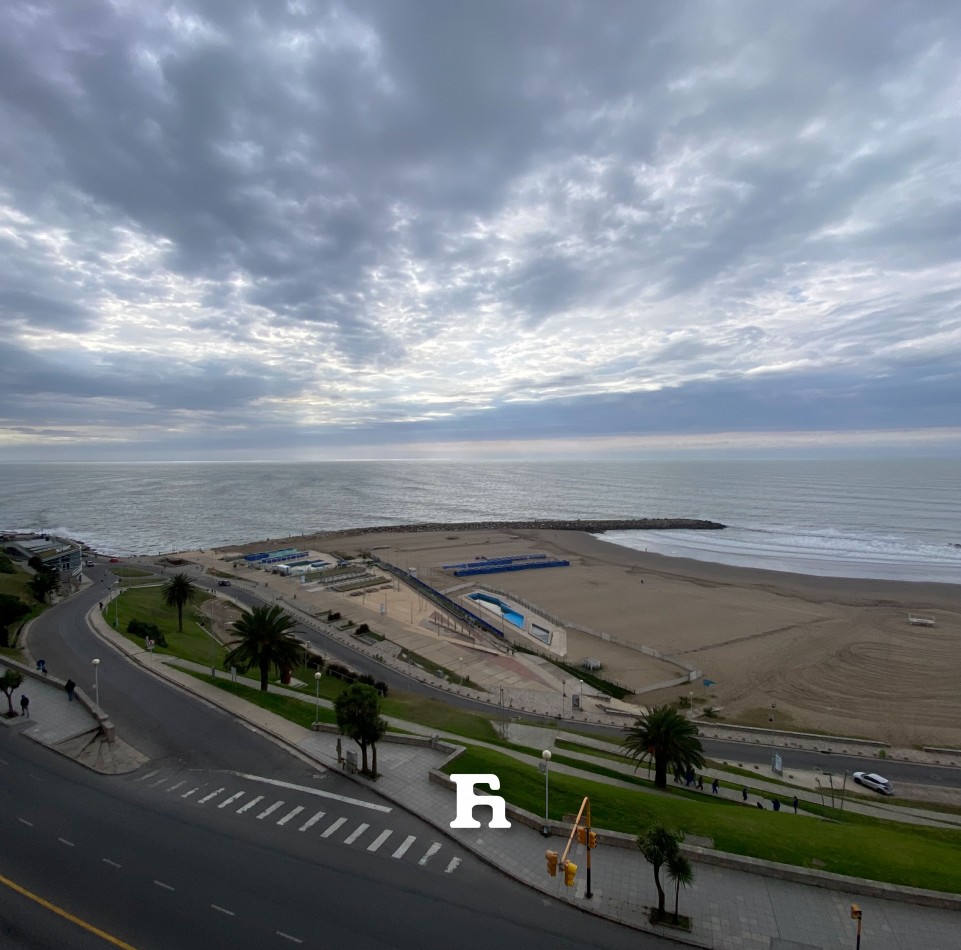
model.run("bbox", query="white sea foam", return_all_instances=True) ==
[2,458,959,583]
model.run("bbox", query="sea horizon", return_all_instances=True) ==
[2,458,959,585]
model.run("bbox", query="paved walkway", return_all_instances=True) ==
[13,615,961,950]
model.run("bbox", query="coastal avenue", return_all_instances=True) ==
[13,566,674,950]
[176,561,961,794]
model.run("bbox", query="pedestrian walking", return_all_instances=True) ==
[792,795,799,814]
[19,694,29,717]
[742,786,748,802]
[773,798,781,812]
[685,767,695,787]
[36,659,47,674]
[756,800,764,809]
[673,767,682,784]
[65,679,76,702]
[697,775,704,791]
[711,778,719,794]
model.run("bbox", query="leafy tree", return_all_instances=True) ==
[334,683,388,777]
[1,668,24,718]
[637,824,683,920]
[160,573,198,632]
[27,569,59,604]
[0,552,15,574]
[621,704,705,788]
[224,604,300,691]
[665,850,694,923]
[0,595,30,648]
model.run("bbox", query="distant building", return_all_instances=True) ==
[4,534,84,587]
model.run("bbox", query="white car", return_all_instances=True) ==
[853,771,894,795]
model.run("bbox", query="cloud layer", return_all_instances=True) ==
[2,0,960,459]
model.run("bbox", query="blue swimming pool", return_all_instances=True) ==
[468,592,525,629]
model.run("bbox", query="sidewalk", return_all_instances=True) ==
[18,610,961,950]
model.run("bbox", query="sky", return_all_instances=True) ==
[2,0,960,462]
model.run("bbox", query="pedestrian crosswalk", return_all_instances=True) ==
[132,768,460,874]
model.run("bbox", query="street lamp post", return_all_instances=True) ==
[92,658,101,712]
[540,750,552,835]
[314,670,323,727]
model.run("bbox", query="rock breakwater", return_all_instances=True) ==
[318,518,726,539]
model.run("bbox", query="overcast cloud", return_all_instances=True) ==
[2,0,960,460]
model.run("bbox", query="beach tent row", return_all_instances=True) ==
[452,558,570,577]
[442,553,549,570]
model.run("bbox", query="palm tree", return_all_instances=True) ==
[161,573,198,632]
[621,704,705,788]
[665,850,694,923]
[225,604,301,691]
[335,683,388,777]
[637,824,683,920]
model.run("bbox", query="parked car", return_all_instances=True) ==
[853,772,894,795]
[85,560,95,567]
[217,580,231,586]
[109,557,119,563]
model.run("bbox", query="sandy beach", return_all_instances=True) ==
[211,524,961,749]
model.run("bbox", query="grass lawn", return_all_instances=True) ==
[111,567,153,578]
[106,586,226,668]
[0,564,48,644]
[444,746,961,894]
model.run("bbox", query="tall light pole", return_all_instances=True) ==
[92,658,101,712]
[314,670,323,727]
[540,749,552,835]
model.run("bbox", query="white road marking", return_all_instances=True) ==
[298,810,325,832]
[392,835,416,859]
[0,758,8,765]
[445,857,461,874]
[367,829,392,852]
[277,806,304,826]
[149,776,170,787]
[238,796,264,814]
[17,818,33,827]
[230,772,391,813]
[58,838,75,847]
[198,787,225,804]
[211,904,235,916]
[181,787,200,799]
[276,932,303,945]
[154,880,175,891]
[103,859,121,868]
[418,842,442,866]
[219,792,246,809]
[344,822,369,845]
[166,781,186,793]
[257,801,285,820]
[137,769,160,782]
[320,817,347,838]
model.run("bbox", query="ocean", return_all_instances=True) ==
[1,459,959,584]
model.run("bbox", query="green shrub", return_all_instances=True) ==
[127,618,167,648]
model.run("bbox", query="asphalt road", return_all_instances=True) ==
[13,565,676,949]
[2,734,675,950]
